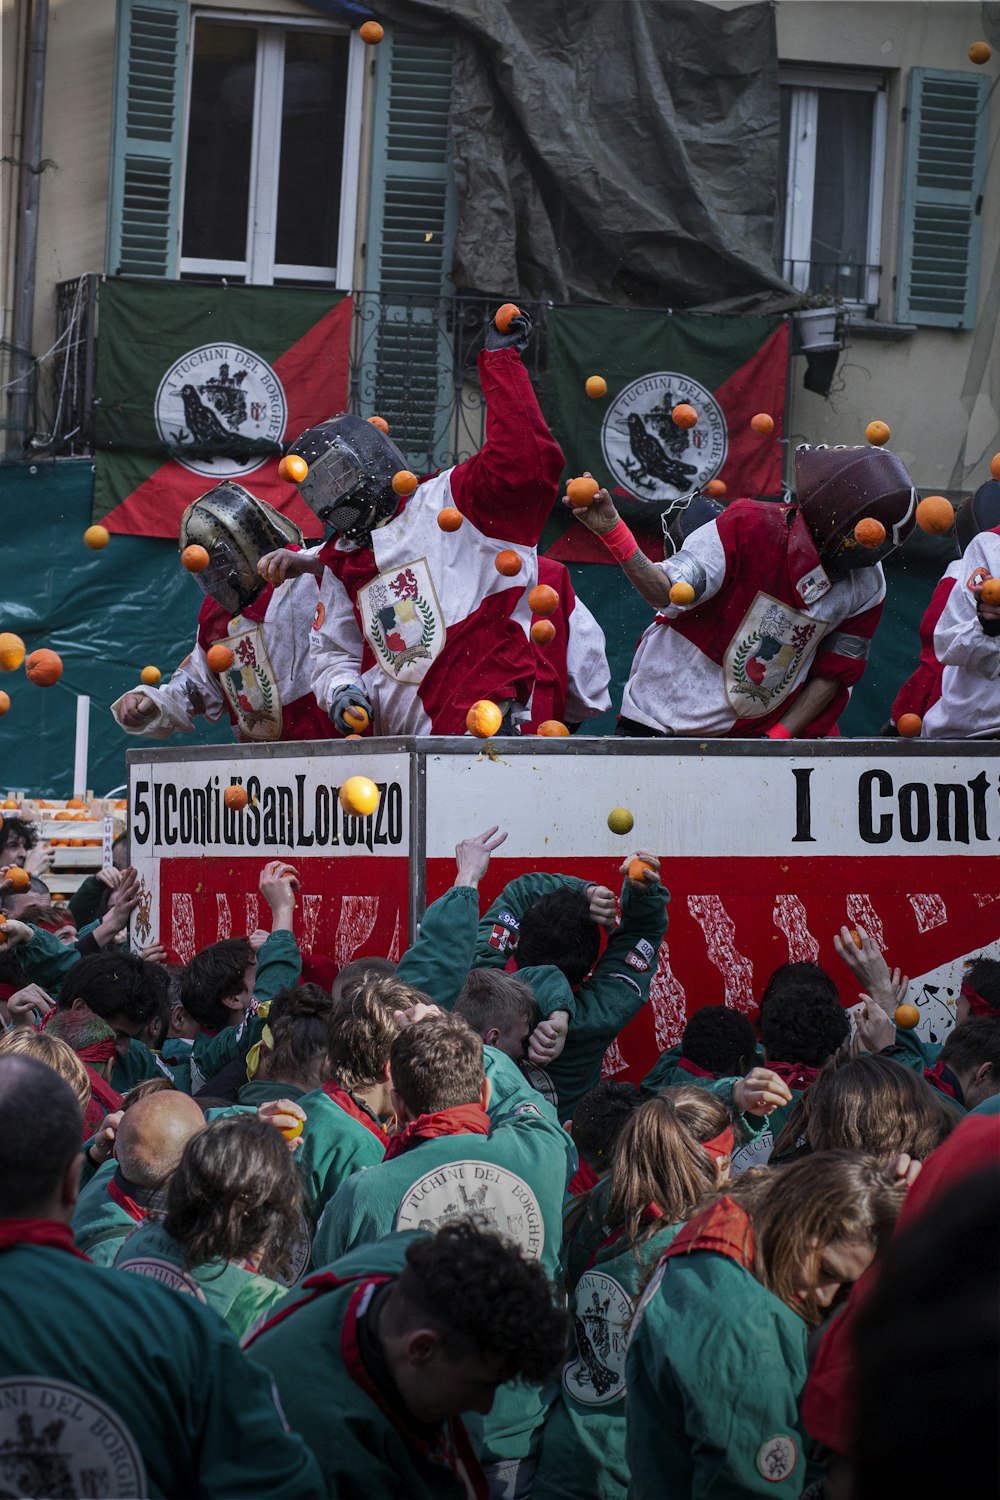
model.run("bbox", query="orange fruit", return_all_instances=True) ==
[367,415,390,433]
[671,404,697,429]
[865,420,891,446]
[915,495,955,535]
[339,775,380,816]
[224,785,248,811]
[65,799,86,809]
[853,517,886,548]
[531,619,556,645]
[277,454,308,484]
[140,665,161,686]
[1,800,16,809]
[968,40,991,63]
[2,866,30,892]
[628,856,652,882]
[980,578,1000,606]
[25,649,63,687]
[392,470,418,496]
[894,1003,921,1029]
[848,929,862,949]
[181,545,210,573]
[83,525,110,550]
[279,1117,305,1141]
[206,643,235,673]
[345,734,361,740]
[566,476,600,507]
[528,584,559,616]
[343,704,370,732]
[585,375,607,398]
[466,700,503,738]
[536,719,570,736]
[360,20,384,44]
[495,550,522,577]
[437,507,463,532]
[607,807,634,834]
[494,302,521,332]
[0,633,26,671]
[991,454,1000,482]
[750,413,775,437]
[897,712,923,738]
[669,581,695,606]
[703,479,727,499]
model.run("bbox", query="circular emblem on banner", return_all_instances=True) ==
[563,1270,633,1406]
[0,1378,148,1497]
[120,1257,207,1300]
[601,372,727,502]
[155,343,287,478]
[394,1160,545,1260]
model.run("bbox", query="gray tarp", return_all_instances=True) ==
[342,0,794,309]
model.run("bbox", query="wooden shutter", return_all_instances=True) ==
[362,30,457,470]
[896,68,989,327]
[106,0,186,278]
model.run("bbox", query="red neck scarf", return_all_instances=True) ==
[766,1059,823,1092]
[568,1158,600,1196]
[924,1061,963,1104]
[961,980,1000,1019]
[84,1066,123,1119]
[0,1219,90,1261]
[323,1082,390,1144]
[383,1104,489,1162]
[662,1196,755,1271]
[107,1177,154,1223]
[675,1055,716,1080]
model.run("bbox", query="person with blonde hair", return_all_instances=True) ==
[0,1027,90,1120]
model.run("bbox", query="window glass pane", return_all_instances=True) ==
[810,89,874,301]
[776,88,791,272]
[275,31,349,270]
[182,24,256,263]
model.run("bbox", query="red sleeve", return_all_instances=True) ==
[801,1267,877,1454]
[449,348,564,545]
[811,598,884,687]
[891,575,954,722]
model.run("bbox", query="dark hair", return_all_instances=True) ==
[759,963,848,1067]
[773,1053,958,1164]
[390,1014,483,1116]
[0,1055,82,1214]
[258,984,333,1092]
[963,957,1000,1015]
[681,1006,757,1077]
[852,1166,999,1497]
[391,1222,567,1385]
[515,888,600,986]
[179,938,255,1031]
[331,956,397,1004]
[608,1087,732,1255]
[570,1080,642,1172]
[9,903,73,932]
[57,951,168,1027]
[164,1117,302,1279]
[0,818,39,859]
[455,970,537,1038]
[940,1016,1000,1080]
[328,976,413,1090]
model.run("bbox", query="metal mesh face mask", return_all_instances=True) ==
[288,414,409,540]
[179,483,303,614]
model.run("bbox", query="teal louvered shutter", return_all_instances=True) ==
[362,31,457,470]
[896,68,989,328]
[106,0,187,278]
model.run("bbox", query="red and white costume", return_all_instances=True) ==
[111,549,331,742]
[921,528,1000,738]
[621,499,885,736]
[309,348,564,735]
[525,558,611,731]
[890,564,963,726]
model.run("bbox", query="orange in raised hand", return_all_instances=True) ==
[566,476,600,507]
[494,302,521,332]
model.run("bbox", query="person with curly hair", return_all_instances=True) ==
[247,1221,567,1500]
[114,1117,300,1338]
[641,1004,760,1097]
[625,1151,904,1500]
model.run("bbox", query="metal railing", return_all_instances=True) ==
[782,259,881,310]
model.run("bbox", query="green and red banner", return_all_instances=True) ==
[93,280,352,538]
[542,307,790,563]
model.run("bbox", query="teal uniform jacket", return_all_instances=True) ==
[625,1198,810,1499]
[641,1042,766,1098]
[114,1219,287,1340]
[476,872,670,1119]
[0,1231,323,1499]
[294,1084,388,1227]
[395,885,481,1008]
[534,1195,682,1500]
[72,1161,150,1265]
[247,1233,488,1500]
[312,1069,574,1463]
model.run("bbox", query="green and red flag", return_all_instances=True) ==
[92,280,352,538]
[542,307,790,562]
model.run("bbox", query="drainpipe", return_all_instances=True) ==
[9,0,49,452]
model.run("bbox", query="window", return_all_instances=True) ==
[779,69,887,310]
[179,15,364,285]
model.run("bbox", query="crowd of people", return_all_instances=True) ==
[1,811,997,1500]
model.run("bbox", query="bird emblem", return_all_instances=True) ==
[173,385,253,463]
[624,412,699,493]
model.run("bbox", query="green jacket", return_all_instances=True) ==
[625,1199,809,1499]
[247,1233,487,1500]
[0,1235,323,1499]
[535,1189,682,1500]
[294,1085,388,1227]
[114,1218,287,1340]
[71,1161,147,1265]
[476,872,670,1119]
[641,1042,766,1098]
[395,885,481,1008]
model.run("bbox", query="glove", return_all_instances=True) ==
[328,683,374,735]
[484,309,533,355]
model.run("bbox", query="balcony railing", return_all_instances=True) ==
[782,258,881,311]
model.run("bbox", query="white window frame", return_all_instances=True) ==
[179,10,364,286]
[781,67,887,310]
